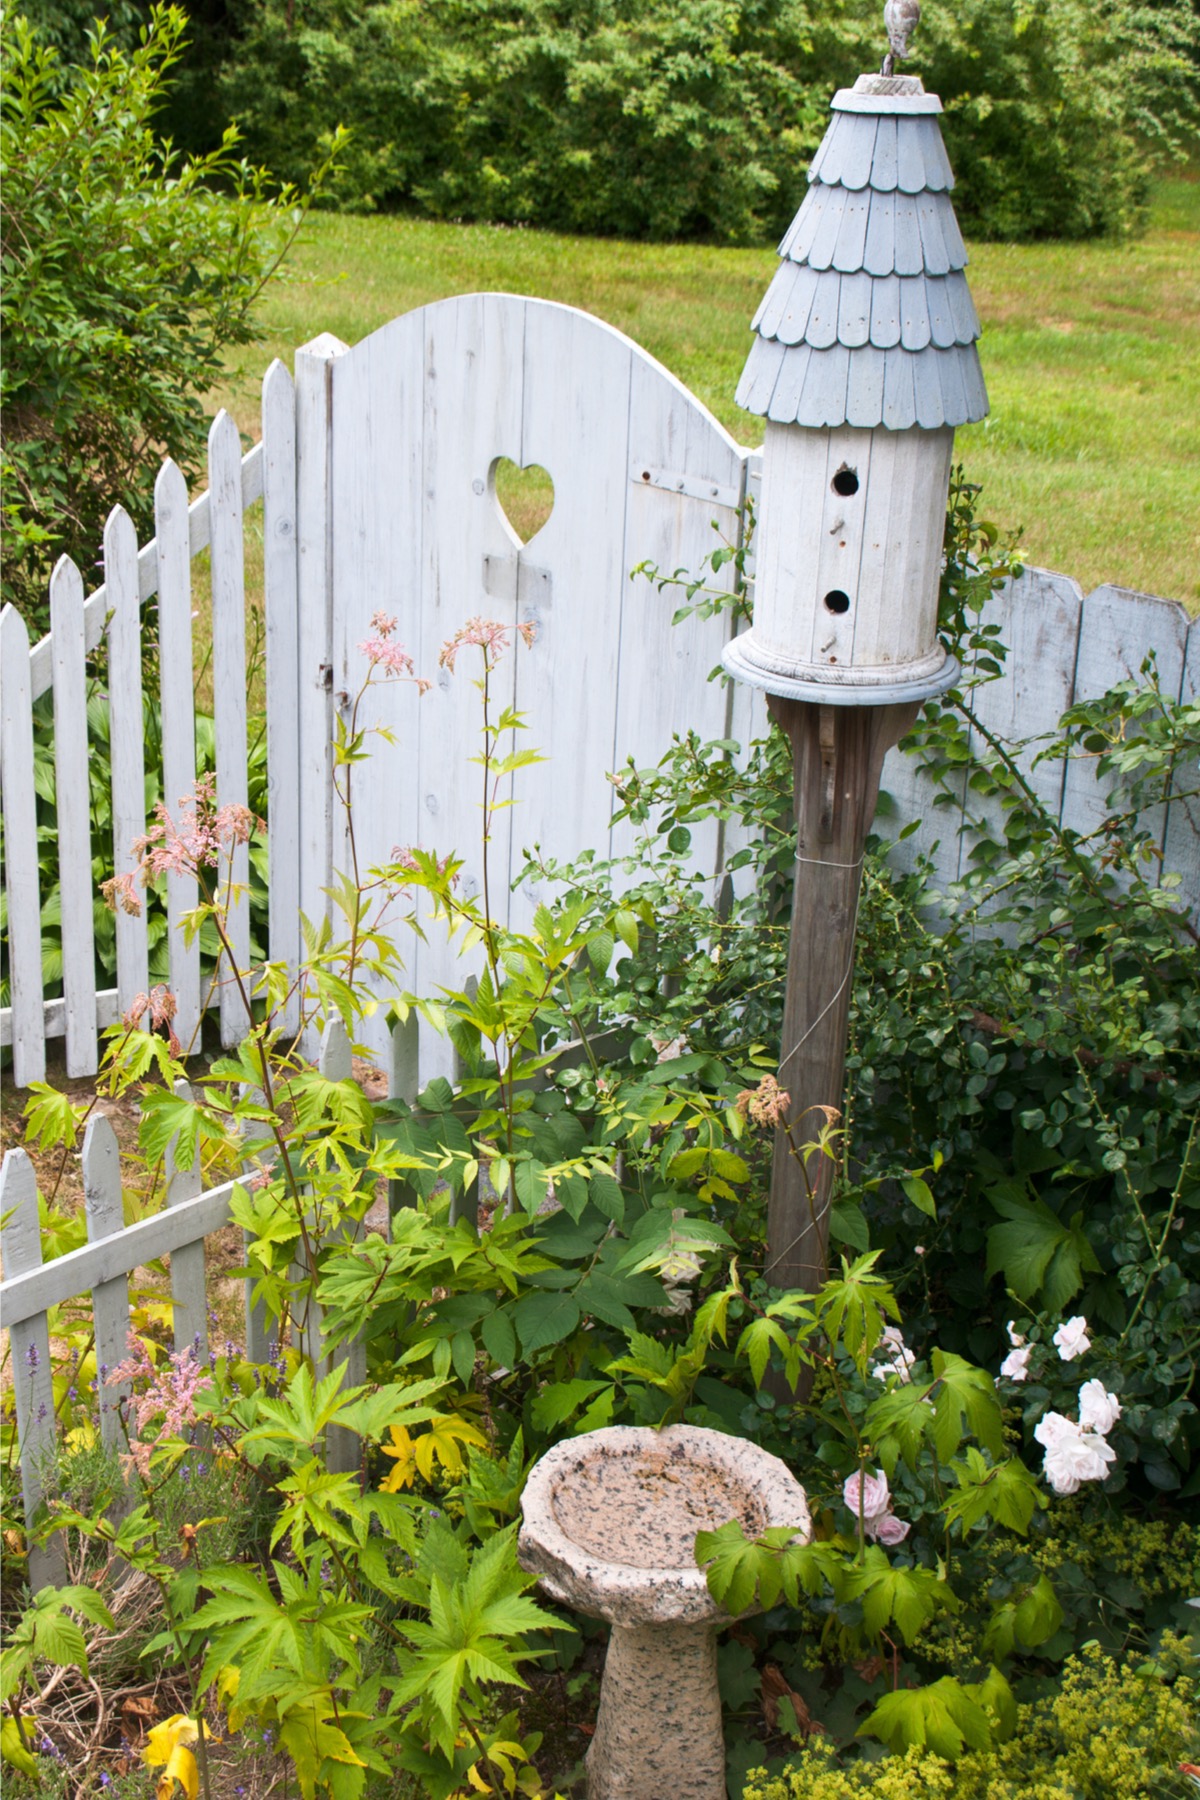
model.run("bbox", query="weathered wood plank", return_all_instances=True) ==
[155,460,202,1047]
[105,506,151,1016]
[0,1149,65,1587]
[165,1078,207,1361]
[82,1116,131,1454]
[295,334,349,1057]
[262,359,301,1036]
[0,1177,239,1329]
[0,606,46,1085]
[27,442,265,704]
[50,557,98,1077]
[1162,618,1199,925]
[209,411,252,1046]
[1061,584,1189,878]
[0,987,123,1051]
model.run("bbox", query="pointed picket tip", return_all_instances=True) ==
[103,502,138,550]
[320,1016,353,1082]
[208,406,242,454]
[263,356,295,396]
[82,1111,121,1182]
[50,552,84,598]
[1,600,31,650]
[154,456,188,509]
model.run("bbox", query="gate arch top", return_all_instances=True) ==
[323,294,755,1057]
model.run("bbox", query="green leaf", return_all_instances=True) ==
[930,1350,1004,1461]
[480,1309,516,1369]
[512,1290,581,1355]
[860,1676,993,1758]
[985,1182,1100,1310]
[901,1175,937,1218]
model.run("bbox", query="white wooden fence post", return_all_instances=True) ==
[237,1082,274,1367]
[0,1151,65,1590]
[155,460,202,1048]
[165,1079,208,1362]
[82,1116,131,1454]
[387,1011,421,1219]
[209,411,252,1047]
[0,606,45,1086]
[105,505,151,1016]
[294,333,348,1058]
[262,359,302,1037]
[50,557,98,1077]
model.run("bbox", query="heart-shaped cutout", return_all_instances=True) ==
[492,456,555,546]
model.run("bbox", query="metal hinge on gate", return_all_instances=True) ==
[630,464,741,510]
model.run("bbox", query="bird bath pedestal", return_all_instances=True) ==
[518,1425,811,1799]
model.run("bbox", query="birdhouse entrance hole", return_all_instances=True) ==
[831,467,859,496]
[823,590,851,615]
[492,456,555,546]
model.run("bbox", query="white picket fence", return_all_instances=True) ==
[0,1016,388,1590]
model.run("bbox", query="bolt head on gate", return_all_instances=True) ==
[724,72,989,706]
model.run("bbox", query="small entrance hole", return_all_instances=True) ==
[823,590,851,615]
[831,467,859,496]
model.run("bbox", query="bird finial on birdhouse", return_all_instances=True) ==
[882,0,920,75]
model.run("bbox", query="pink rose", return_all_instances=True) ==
[999,1345,1031,1383]
[843,1468,890,1524]
[872,1512,911,1546]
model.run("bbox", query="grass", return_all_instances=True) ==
[213,171,1200,607]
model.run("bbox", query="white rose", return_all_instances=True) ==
[871,1326,916,1385]
[1077,1379,1121,1437]
[999,1345,1031,1383]
[1052,1316,1091,1362]
[1033,1410,1077,1452]
[1040,1423,1117,1496]
[1006,1321,1026,1348]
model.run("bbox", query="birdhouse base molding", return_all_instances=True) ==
[722,631,959,706]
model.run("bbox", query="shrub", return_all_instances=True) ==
[0,4,324,631]
[742,1636,1197,1800]
[206,0,1198,242]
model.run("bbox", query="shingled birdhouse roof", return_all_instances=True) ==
[737,75,988,432]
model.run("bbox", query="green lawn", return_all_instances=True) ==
[215,172,1200,607]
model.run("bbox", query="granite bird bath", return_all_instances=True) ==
[518,1424,811,1799]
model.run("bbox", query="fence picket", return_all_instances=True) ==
[50,556,98,1076]
[1163,620,1200,927]
[209,411,251,1046]
[83,1115,131,1452]
[105,506,150,1015]
[263,360,302,1035]
[236,1081,274,1366]
[295,335,349,1056]
[0,1150,65,1589]
[0,605,45,1085]
[388,1011,421,1218]
[1061,585,1189,874]
[155,459,202,1047]
[165,1078,208,1361]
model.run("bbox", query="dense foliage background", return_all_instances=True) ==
[16,0,1200,247]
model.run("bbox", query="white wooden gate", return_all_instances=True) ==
[306,297,761,1068]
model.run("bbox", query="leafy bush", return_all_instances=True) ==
[0,5,326,631]
[741,1635,1197,1800]
[204,0,1199,242]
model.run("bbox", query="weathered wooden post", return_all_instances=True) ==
[723,34,988,1304]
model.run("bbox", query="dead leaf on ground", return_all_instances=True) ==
[762,1663,822,1739]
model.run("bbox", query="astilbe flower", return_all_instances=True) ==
[102,776,260,909]
[358,612,432,691]
[106,1331,212,1479]
[735,1073,791,1129]
[438,615,536,673]
[121,984,181,1053]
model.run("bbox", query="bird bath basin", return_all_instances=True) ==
[518,1425,811,1798]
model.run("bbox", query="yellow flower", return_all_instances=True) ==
[142,1713,211,1800]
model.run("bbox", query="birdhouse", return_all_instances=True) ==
[723,73,988,705]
